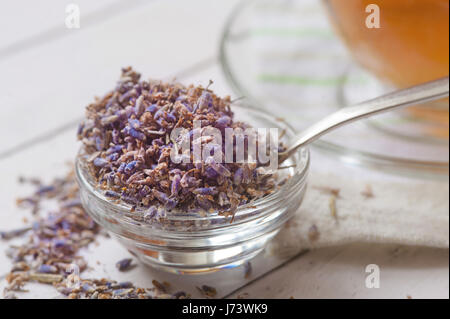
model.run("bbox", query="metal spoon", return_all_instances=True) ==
[279,76,450,163]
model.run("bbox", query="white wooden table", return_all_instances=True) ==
[0,0,448,299]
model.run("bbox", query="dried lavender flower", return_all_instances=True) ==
[77,67,282,220]
[244,261,252,279]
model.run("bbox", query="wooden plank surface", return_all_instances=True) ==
[0,0,238,156]
[228,244,449,299]
[0,0,123,52]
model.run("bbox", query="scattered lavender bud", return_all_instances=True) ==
[2,165,192,299]
[93,157,109,168]
[38,264,59,274]
[143,206,158,223]
[115,258,135,272]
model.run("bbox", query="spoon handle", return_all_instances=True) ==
[280,76,449,162]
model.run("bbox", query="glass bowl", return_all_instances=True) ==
[75,104,309,274]
[219,0,449,180]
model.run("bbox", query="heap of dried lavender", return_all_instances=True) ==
[1,170,188,299]
[77,67,280,217]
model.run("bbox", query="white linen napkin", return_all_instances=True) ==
[268,168,449,257]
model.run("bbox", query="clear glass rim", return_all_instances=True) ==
[75,104,310,232]
[218,0,449,180]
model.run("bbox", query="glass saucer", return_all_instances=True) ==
[219,0,449,180]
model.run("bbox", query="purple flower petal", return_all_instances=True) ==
[93,157,109,168]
